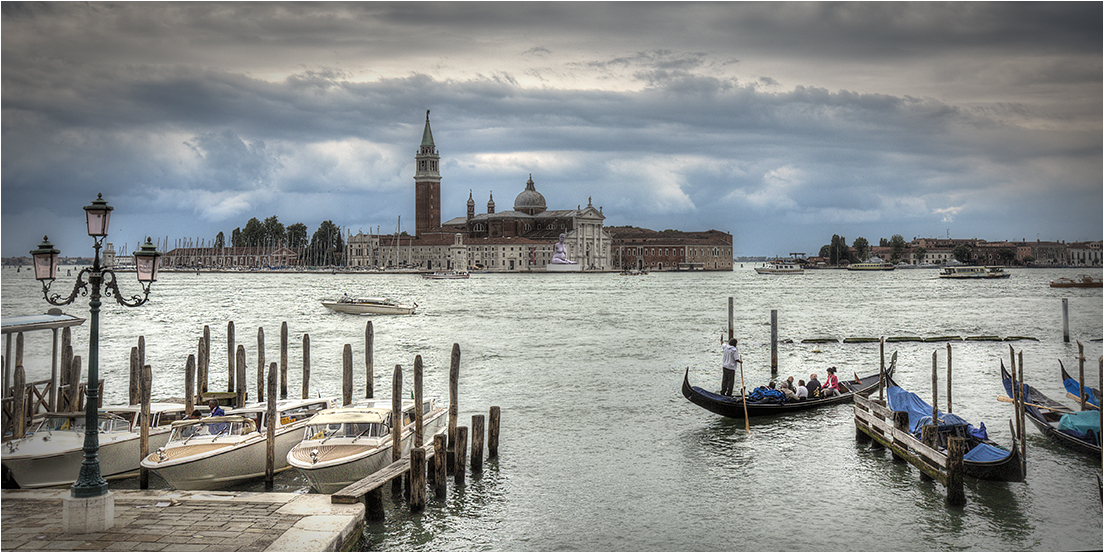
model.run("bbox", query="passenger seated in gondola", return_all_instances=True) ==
[795,380,809,400]
[820,367,841,397]
[778,376,798,401]
[807,373,822,397]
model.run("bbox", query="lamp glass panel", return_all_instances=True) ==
[86,210,110,236]
[34,252,58,281]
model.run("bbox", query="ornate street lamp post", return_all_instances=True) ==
[30,193,161,499]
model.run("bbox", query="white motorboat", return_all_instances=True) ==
[755,261,804,275]
[322,295,417,315]
[288,398,448,494]
[848,258,896,271]
[2,403,191,489]
[421,271,469,280]
[938,266,1011,279]
[140,397,334,490]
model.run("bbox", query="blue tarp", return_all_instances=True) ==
[886,386,987,440]
[1062,377,1100,408]
[1058,410,1101,437]
[963,442,1012,463]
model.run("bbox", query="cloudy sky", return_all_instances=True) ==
[2,2,1100,258]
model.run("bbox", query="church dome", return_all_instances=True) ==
[514,174,546,214]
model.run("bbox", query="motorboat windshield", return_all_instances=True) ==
[167,416,258,442]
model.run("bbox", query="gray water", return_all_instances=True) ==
[2,266,1102,551]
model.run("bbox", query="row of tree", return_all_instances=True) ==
[218,215,346,266]
[819,234,1028,265]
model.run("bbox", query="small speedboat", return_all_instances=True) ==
[2,403,191,489]
[1049,275,1102,288]
[421,271,469,279]
[288,398,448,494]
[322,295,417,315]
[141,397,335,490]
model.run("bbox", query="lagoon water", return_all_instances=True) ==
[2,265,1102,551]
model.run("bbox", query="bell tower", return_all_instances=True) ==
[414,110,441,237]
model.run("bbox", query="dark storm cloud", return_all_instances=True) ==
[2,2,1100,257]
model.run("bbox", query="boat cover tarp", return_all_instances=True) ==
[962,442,1012,463]
[886,386,987,440]
[1057,411,1101,440]
[1062,377,1101,408]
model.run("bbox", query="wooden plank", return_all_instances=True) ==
[331,442,438,504]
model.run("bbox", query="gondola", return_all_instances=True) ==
[1059,360,1100,409]
[681,353,896,419]
[1002,362,1101,456]
[886,378,1024,482]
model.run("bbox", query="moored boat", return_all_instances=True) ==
[140,397,334,490]
[1049,274,1102,288]
[938,266,1011,279]
[322,295,417,315]
[847,258,895,271]
[421,271,469,279]
[682,354,896,418]
[287,398,448,493]
[1001,363,1101,456]
[2,403,191,489]
[755,261,804,275]
[886,380,1024,482]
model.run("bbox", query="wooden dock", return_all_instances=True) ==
[853,392,967,506]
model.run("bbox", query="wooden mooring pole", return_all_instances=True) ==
[1077,341,1086,411]
[879,338,886,402]
[236,345,247,407]
[139,364,152,489]
[197,335,207,404]
[280,322,288,399]
[471,414,485,473]
[13,365,26,438]
[184,354,195,415]
[455,426,468,486]
[931,351,938,426]
[227,321,235,393]
[770,309,778,375]
[257,327,265,403]
[343,345,354,406]
[301,334,310,399]
[410,448,426,511]
[488,406,501,458]
[415,355,424,447]
[1061,298,1069,342]
[433,433,447,499]
[129,346,139,405]
[365,321,374,398]
[391,364,403,495]
[202,325,210,397]
[946,436,966,506]
[448,343,460,474]
[946,343,953,414]
[728,297,734,340]
[265,361,277,490]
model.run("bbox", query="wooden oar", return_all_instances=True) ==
[1064,391,1101,410]
[738,362,749,432]
[997,395,1074,413]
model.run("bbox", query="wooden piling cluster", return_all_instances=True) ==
[853,346,968,507]
[332,343,503,521]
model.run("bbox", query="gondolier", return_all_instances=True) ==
[720,338,742,396]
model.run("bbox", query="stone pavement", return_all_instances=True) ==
[0,489,364,552]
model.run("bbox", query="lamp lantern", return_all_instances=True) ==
[134,237,162,283]
[30,236,60,281]
[83,193,113,237]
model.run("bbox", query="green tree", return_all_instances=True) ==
[1022,255,1035,265]
[827,234,850,265]
[889,234,907,262]
[996,248,1016,265]
[241,217,264,247]
[214,231,225,248]
[913,246,926,264]
[953,244,972,263]
[305,220,345,266]
[263,215,285,246]
[231,227,242,247]
[286,223,308,249]
[819,244,831,258]
[879,237,888,247]
[852,237,870,261]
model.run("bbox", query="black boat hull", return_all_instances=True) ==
[682,357,895,419]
